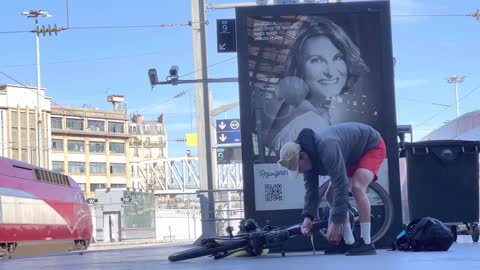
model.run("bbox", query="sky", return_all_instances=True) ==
[1,0,479,158]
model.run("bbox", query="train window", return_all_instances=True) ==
[64,176,71,187]
[34,169,41,181]
[40,170,47,182]
[32,168,71,186]
[50,172,56,184]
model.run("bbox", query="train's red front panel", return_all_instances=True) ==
[0,157,93,244]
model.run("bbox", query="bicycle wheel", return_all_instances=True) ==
[317,180,394,243]
[168,240,248,262]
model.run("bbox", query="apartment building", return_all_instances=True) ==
[50,96,132,197]
[129,113,168,189]
[0,84,51,166]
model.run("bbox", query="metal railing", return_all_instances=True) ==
[196,188,244,236]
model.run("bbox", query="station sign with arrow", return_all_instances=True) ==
[216,119,241,145]
[216,19,237,53]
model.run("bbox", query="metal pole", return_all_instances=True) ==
[35,18,43,167]
[454,82,460,118]
[191,0,216,237]
[447,75,465,119]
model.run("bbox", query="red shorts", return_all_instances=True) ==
[346,138,386,181]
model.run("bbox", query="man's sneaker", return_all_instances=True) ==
[345,238,376,256]
[324,240,352,255]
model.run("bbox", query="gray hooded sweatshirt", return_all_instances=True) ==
[295,122,382,224]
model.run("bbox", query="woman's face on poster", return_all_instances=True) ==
[302,35,347,98]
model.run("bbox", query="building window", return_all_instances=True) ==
[29,113,35,127]
[108,121,124,133]
[79,183,86,192]
[21,149,27,162]
[68,140,84,152]
[88,120,105,132]
[52,139,63,151]
[111,184,126,188]
[66,118,83,131]
[90,162,106,174]
[20,112,27,128]
[68,162,85,174]
[89,141,105,153]
[90,183,106,192]
[110,163,126,175]
[145,148,152,158]
[29,126,36,146]
[132,126,137,133]
[51,117,63,129]
[52,161,64,173]
[134,148,139,157]
[109,142,125,153]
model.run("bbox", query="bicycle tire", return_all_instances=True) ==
[168,240,248,262]
[317,180,394,243]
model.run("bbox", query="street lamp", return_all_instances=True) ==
[447,75,465,118]
[21,9,51,167]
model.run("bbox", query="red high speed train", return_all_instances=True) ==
[0,157,92,258]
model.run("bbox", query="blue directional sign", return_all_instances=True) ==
[216,119,241,145]
[217,19,237,53]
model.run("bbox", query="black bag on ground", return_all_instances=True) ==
[393,217,454,251]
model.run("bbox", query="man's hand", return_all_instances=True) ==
[327,222,343,245]
[301,217,313,235]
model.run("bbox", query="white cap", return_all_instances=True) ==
[277,142,301,179]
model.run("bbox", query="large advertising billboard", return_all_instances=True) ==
[236,1,402,248]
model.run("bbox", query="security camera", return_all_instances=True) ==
[148,68,158,87]
[169,65,179,78]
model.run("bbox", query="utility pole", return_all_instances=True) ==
[191,0,216,237]
[22,9,65,168]
[447,75,465,118]
[21,9,51,168]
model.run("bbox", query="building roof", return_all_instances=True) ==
[421,110,480,141]
[51,105,127,121]
[0,84,44,91]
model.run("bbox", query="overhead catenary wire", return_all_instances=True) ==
[0,22,193,34]
[0,51,175,68]
[413,85,480,129]
[0,10,478,35]
[0,71,113,121]
[2,54,236,119]
[138,89,193,115]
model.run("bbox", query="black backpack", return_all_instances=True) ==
[393,217,454,251]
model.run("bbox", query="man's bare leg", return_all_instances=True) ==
[350,168,374,244]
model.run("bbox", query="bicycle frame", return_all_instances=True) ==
[168,220,328,262]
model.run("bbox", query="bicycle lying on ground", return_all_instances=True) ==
[168,181,394,262]
[168,219,328,262]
